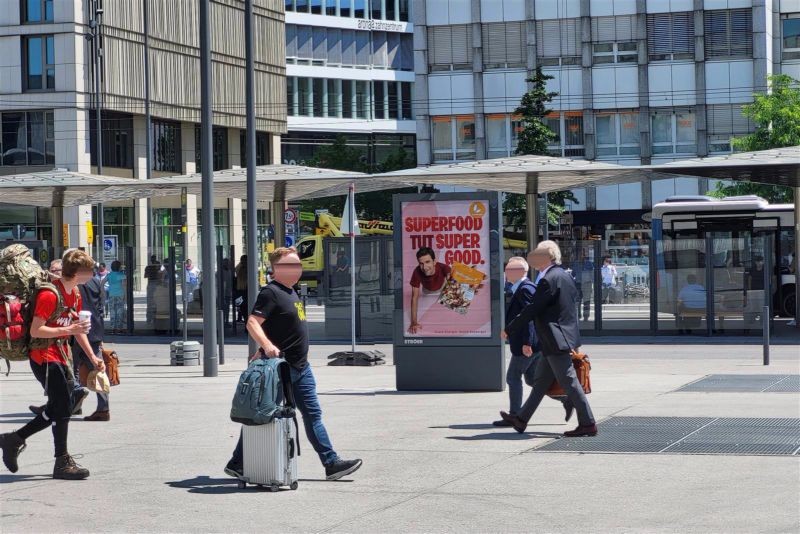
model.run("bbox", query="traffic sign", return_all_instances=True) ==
[284,208,297,224]
[285,236,295,247]
[102,235,118,261]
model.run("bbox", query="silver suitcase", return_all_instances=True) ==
[240,418,299,491]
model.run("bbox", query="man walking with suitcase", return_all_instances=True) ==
[225,247,363,481]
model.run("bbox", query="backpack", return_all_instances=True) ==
[0,245,73,375]
[230,357,296,426]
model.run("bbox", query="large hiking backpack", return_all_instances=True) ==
[230,357,296,426]
[0,244,68,374]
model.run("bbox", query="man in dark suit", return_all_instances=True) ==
[494,257,572,427]
[501,241,597,437]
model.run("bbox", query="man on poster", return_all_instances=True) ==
[407,247,451,334]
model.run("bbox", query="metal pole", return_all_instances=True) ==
[349,182,357,354]
[199,0,217,377]
[92,4,104,262]
[525,173,539,253]
[217,309,225,365]
[143,0,154,251]
[181,187,188,342]
[542,192,549,241]
[762,305,770,365]
[245,0,258,357]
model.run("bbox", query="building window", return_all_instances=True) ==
[23,35,55,91]
[90,111,133,169]
[592,42,638,64]
[353,0,365,19]
[151,120,181,173]
[431,115,475,162]
[0,110,54,167]
[783,15,800,61]
[651,109,696,155]
[355,80,369,118]
[399,0,409,22]
[428,25,473,72]
[371,0,382,20]
[194,125,228,171]
[285,0,294,12]
[595,112,640,157]
[704,9,753,59]
[706,104,754,153]
[374,81,386,119]
[311,0,322,15]
[646,12,694,61]
[482,22,526,69]
[545,112,585,157]
[23,0,54,23]
[485,114,523,159]
[239,130,270,167]
[536,19,581,66]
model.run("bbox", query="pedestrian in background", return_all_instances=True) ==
[106,260,126,334]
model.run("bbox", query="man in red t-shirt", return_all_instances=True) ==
[0,249,104,480]
[408,247,451,335]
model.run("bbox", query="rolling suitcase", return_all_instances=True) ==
[239,417,300,491]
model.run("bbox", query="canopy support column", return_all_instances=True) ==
[525,173,539,252]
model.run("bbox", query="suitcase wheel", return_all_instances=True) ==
[290,482,298,491]
[237,480,246,489]
[269,485,279,493]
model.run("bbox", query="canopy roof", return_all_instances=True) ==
[0,147,796,207]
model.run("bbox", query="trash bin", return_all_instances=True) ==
[170,340,201,366]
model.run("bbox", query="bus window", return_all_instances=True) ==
[780,229,795,273]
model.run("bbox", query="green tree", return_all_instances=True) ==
[299,136,416,221]
[507,67,577,229]
[705,74,799,203]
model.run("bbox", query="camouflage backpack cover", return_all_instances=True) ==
[0,244,66,374]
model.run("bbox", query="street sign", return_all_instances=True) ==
[285,236,295,247]
[86,220,94,245]
[62,224,69,247]
[284,208,297,224]
[103,235,118,262]
[285,223,296,235]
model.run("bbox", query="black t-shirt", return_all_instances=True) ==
[251,281,308,369]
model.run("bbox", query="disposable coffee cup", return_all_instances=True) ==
[79,310,92,326]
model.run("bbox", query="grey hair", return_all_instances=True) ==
[507,256,529,273]
[535,240,562,265]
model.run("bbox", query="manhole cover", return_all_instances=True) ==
[676,375,799,393]
[532,417,800,456]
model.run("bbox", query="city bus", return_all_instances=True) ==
[652,195,795,321]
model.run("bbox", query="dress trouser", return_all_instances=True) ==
[517,350,595,427]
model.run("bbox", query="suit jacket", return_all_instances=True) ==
[506,264,581,355]
[505,278,538,355]
[75,276,105,344]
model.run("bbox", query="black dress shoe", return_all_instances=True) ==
[499,411,527,434]
[492,419,513,427]
[29,405,44,416]
[564,404,574,422]
[563,424,598,437]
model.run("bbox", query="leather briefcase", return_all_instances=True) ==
[547,350,591,397]
[102,348,120,386]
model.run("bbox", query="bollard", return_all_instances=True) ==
[217,309,225,365]
[762,305,770,366]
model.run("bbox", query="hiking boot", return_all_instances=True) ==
[0,432,26,473]
[71,388,89,416]
[53,454,89,480]
[224,460,243,479]
[84,410,110,422]
[325,458,363,481]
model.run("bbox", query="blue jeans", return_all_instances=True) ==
[231,362,339,467]
[507,353,539,415]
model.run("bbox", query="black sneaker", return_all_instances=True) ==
[71,388,89,416]
[325,458,362,481]
[52,453,89,480]
[29,404,44,416]
[224,460,243,479]
[0,432,26,473]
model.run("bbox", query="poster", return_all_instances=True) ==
[401,199,492,338]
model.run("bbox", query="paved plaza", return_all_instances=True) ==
[1,339,799,533]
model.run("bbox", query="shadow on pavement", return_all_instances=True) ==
[166,475,244,494]
[0,473,52,483]
[446,431,561,441]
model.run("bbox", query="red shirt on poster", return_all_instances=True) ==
[29,280,81,365]
[409,262,451,292]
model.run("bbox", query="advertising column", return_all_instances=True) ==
[393,193,504,391]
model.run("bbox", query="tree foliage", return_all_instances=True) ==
[507,67,577,229]
[732,74,800,151]
[705,74,799,203]
[298,135,416,221]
